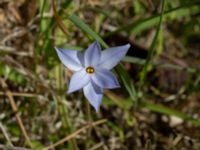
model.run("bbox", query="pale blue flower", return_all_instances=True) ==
[55,41,130,112]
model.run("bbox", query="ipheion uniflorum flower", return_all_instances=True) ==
[55,41,130,112]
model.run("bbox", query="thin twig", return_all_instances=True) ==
[43,119,107,150]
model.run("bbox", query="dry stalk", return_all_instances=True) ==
[43,119,107,150]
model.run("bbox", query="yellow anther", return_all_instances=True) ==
[86,66,95,74]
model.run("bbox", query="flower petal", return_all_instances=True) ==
[92,69,120,89]
[83,82,103,112]
[67,69,90,93]
[55,47,83,71]
[98,44,130,70]
[77,51,85,66]
[91,80,103,94]
[84,41,101,67]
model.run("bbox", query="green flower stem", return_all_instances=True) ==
[85,100,92,149]
[57,65,78,150]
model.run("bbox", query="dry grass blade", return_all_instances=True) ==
[5,91,32,147]
[43,119,107,150]
[0,91,37,98]
[0,79,32,148]
[50,0,68,36]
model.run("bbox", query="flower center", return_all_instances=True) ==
[86,66,95,74]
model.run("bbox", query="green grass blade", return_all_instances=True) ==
[123,56,145,65]
[39,0,48,32]
[139,0,165,88]
[116,64,137,102]
[105,2,200,37]
[105,95,200,126]
[123,56,196,73]
[69,14,108,48]
[141,101,200,126]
